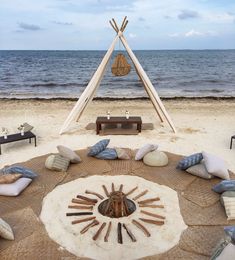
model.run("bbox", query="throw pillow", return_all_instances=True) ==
[213,180,235,193]
[115,148,130,160]
[143,150,168,167]
[88,139,110,156]
[57,145,81,163]
[186,162,213,179]
[0,173,22,184]
[216,243,235,260]
[135,144,158,161]
[45,154,70,172]
[2,166,38,179]
[224,226,235,244]
[220,191,235,206]
[223,196,235,220]
[95,148,118,160]
[202,151,230,180]
[0,218,14,240]
[177,153,203,170]
[0,178,32,196]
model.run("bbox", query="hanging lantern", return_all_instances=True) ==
[111,53,131,76]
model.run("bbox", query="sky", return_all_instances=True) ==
[0,0,235,50]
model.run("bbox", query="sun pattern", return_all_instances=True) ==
[66,183,166,243]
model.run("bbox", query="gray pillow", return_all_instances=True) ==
[88,139,110,156]
[213,180,235,193]
[177,153,203,170]
[135,144,158,161]
[45,154,70,172]
[186,162,213,179]
[95,148,118,160]
[57,145,81,163]
[18,122,34,132]
[202,151,230,180]
[220,191,235,206]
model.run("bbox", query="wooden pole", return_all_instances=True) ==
[112,18,119,31]
[120,16,127,31]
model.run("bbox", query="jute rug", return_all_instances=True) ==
[0,149,235,260]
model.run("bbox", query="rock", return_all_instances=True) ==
[143,150,168,167]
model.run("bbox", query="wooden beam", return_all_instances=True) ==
[112,18,119,31]
[121,20,128,32]
[120,16,127,31]
[109,20,118,33]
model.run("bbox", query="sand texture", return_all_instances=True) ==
[0,99,235,174]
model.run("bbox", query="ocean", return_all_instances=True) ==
[0,50,235,99]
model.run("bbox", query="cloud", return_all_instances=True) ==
[178,9,199,20]
[138,17,145,22]
[18,22,42,31]
[52,21,73,26]
[168,30,218,38]
[129,33,137,38]
[168,33,180,37]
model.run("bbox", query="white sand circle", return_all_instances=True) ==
[40,175,187,260]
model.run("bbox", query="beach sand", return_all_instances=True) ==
[0,99,235,173]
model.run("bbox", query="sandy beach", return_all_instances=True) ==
[0,98,235,173]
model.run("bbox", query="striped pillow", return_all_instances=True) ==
[88,139,110,156]
[95,148,118,160]
[45,155,70,172]
[223,196,235,220]
[177,153,203,170]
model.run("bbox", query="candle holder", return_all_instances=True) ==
[106,111,110,120]
[125,110,129,119]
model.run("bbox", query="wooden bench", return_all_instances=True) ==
[0,131,37,155]
[96,116,142,135]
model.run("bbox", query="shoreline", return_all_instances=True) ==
[1,96,235,101]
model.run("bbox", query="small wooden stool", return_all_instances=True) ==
[230,135,235,149]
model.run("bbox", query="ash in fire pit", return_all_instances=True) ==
[98,191,136,218]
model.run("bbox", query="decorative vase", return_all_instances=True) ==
[4,134,7,139]
[125,110,129,119]
[21,129,24,136]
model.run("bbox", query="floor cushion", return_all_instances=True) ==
[2,165,38,179]
[202,151,230,180]
[0,177,32,196]
[135,144,158,161]
[88,139,110,156]
[186,162,213,179]
[220,191,235,206]
[143,150,168,167]
[0,173,22,184]
[115,148,130,160]
[216,243,235,260]
[0,218,14,240]
[223,196,235,220]
[177,153,203,170]
[95,148,118,160]
[213,180,235,193]
[57,145,81,163]
[45,154,70,172]
[224,226,235,244]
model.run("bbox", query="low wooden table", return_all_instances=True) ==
[0,131,37,155]
[96,116,142,135]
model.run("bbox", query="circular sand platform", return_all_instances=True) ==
[0,148,235,260]
[40,175,187,260]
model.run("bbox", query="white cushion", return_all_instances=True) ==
[217,243,235,260]
[202,151,230,180]
[135,144,158,161]
[115,148,130,160]
[223,196,235,220]
[57,145,81,163]
[0,178,32,196]
[186,162,213,179]
[143,150,168,167]
[0,218,14,240]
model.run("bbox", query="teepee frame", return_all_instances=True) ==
[59,17,176,134]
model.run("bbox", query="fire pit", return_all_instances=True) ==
[40,175,187,260]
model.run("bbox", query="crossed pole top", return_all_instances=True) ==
[109,16,128,35]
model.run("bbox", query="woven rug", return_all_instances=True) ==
[0,149,235,260]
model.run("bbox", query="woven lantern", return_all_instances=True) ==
[111,53,131,76]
